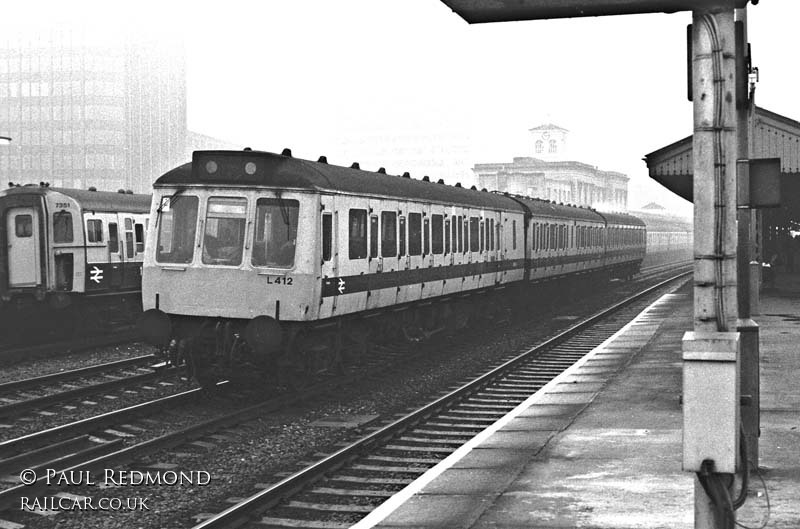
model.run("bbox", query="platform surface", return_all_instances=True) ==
[356,283,800,528]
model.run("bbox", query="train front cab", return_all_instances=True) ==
[140,185,318,352]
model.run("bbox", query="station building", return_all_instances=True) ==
[0,26,235,194]
[645,106,800,286]
[473,123,629,212]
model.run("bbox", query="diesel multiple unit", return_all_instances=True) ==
[139,149,646,386]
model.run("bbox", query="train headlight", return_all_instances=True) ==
[138,309,172,346]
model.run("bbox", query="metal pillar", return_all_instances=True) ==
[735,6,760,470]
[688,8,739,529]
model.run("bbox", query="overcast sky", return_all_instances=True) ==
[7,1,799,214]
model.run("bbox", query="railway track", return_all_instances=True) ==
[0,264,690,526]
[0,358,175,421]
[0,329,142,366]
[188,271,691,529]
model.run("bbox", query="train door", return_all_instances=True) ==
[107,218,123,288]
[121,216,138,289]
[84,213,111,292]
[319,195,338,318]
[5,208,41,287]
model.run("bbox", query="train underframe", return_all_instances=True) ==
[153,264,638,389]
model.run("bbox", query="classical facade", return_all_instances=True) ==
[474,124,629,212]
[0,26,233,194]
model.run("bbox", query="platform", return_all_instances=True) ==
[354,282,800,528]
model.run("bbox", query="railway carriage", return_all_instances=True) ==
[139,149,646,386]
[0,184,151,339]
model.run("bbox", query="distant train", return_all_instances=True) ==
[635,209,693,269]
[0,184,151,340]
[138,149,647,387]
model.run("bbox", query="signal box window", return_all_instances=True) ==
[253,198,299,268]
[15,215,32,238]
[134,223,144,253]
[432,214,443,255]
[109,223,119,253]
[87,219,103,243]
[322,213,332,262]
[381,212,397,258]
[408,213,422,256]
[203,197,247,266]
[53,211,73,243]
[348,209,367,260]
[156,195,198,264]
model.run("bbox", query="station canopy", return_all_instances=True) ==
[644,107,800,202]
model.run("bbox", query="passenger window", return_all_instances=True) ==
[444,218,451,254]
[322,213,332,262]
[408,213,422,256]
[457,216,463,253]
[490,219,495,251]
[399,216,406,256]
[86,219,103,243]
[203,197,247,266]
[15,215,32,238]
[53,211,73,243]
[134,223,144,253]
[480,221,485,253]
[156,195,199,264]
[381,212,397,257]
[463,218,469,254]
[451,215,456,254]
[348,209,367,260]
[512,220,517,251]
[108,223,119,253]
[423,217,430,256]
[252,198,299,268]
[469,218,479,252]
[432,215,443,255]
[370,215,379,258]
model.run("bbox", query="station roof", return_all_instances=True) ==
[643,107,800,202]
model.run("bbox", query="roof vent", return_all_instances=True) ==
[422,176,430,182]
[126,190,133,194]
[244,147,252,151]
[481,188,488,192]
[7,182,14,188]
[455,182,462,188]
[402,172,411,179]
[437,179,445,184]
[377,167,386,174]
[351,162,360,169]
[318,155,328,164]
[88,186,97,191]
[118,189,126,193]
[470,185,477,190]
[281,148,292,157]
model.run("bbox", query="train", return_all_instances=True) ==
[138,149,649,387]
[635,209,693,269]
[0,183,151,341]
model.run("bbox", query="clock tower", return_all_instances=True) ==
[530,123,569,161]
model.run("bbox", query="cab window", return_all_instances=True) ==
[15,215,32,237]
[252,198,299,268]
[53,211,73,243]
[156,195,199,264]
[204,197,247,266]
